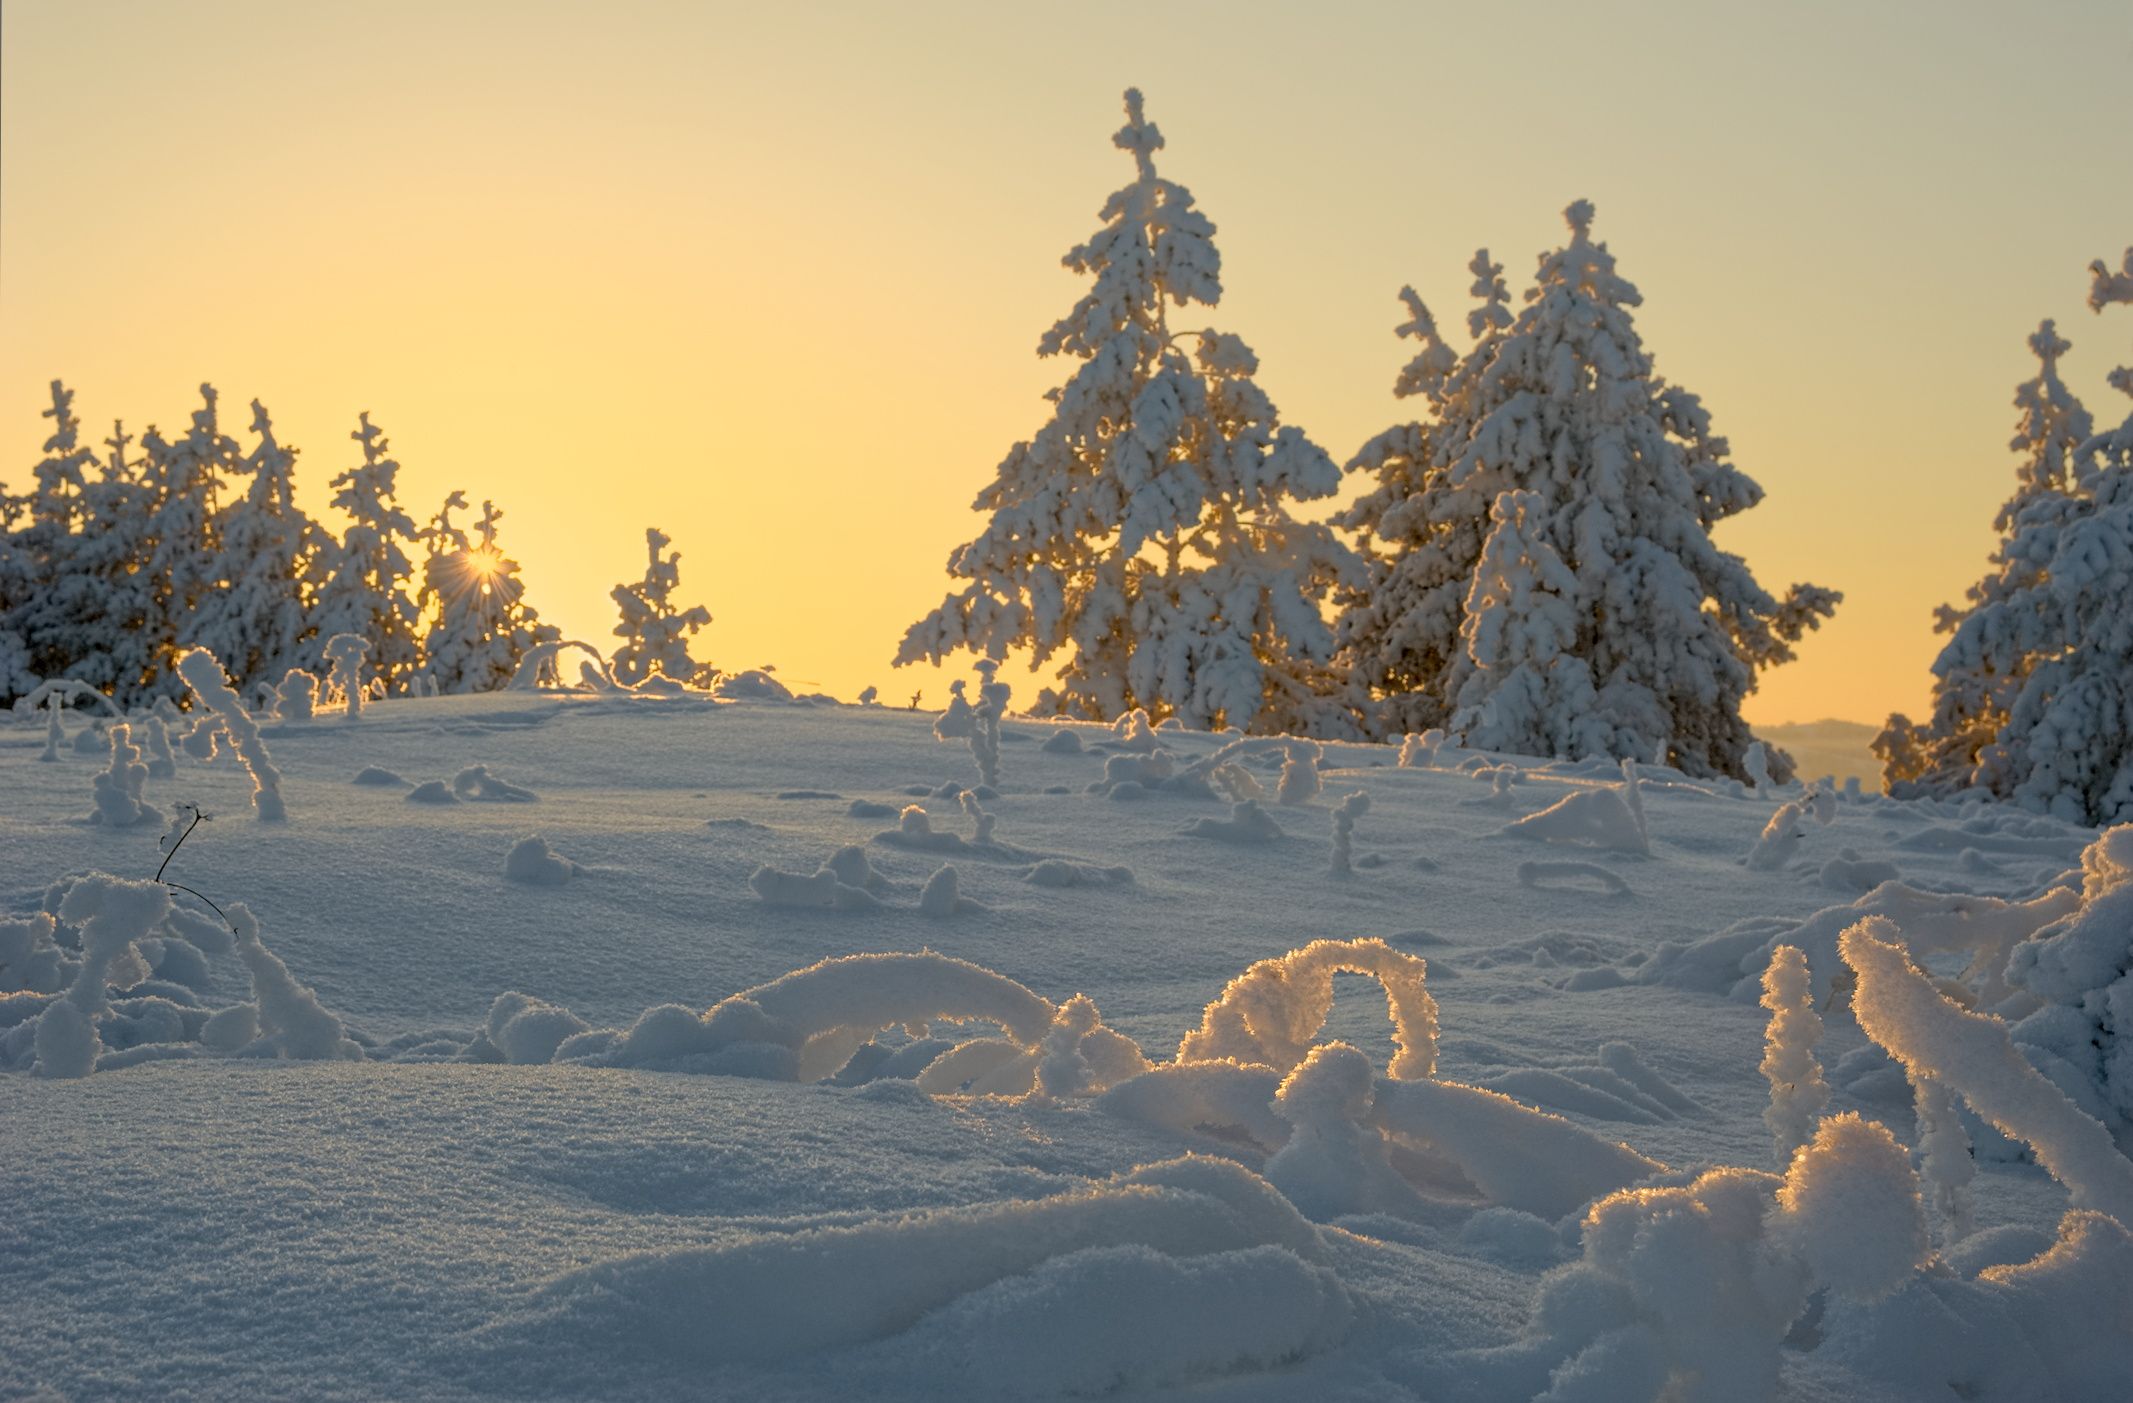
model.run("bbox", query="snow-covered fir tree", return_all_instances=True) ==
[1335,251,1509,736]
[1338,204,1839,777]
[2,392,162,706]
[897,90,1360,735]
[0,383,98,702]
[1876,321,2095,794]
[1882,250,2133,822]
[180,400,319,694]
[138,385,241,700]
[307,413,423,692]
[609,527,712,687]
[422,494,556,693]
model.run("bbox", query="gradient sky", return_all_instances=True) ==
[4,0,2127,723]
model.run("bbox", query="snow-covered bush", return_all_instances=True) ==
[1337,208,1837,773]
[897,90,1361,737]
[321,633,370,718]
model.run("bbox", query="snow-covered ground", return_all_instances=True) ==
[3,692,2127,1400]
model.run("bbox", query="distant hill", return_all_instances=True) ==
[1754,719,1880,786]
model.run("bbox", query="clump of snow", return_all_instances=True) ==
[1328,790,1370,874]
[485,992,590,1064]
[1021,859,1134,888]
[175,647,285,820]
[0,913,67,994]
[453,764,539,802]
[87,722,155,827]
[1912,1072,1977,1241]
[1396,730,1443,768]
[405,780,457,804]
[1503,759,1649,854]
[748,864,880,911]
[1276,740,1321,805]
[1040,728,1082,755]
[274,668,317,721]
[31,875,170,1077]
[1182,799,1283,844]
[918,865,982,917]
[1177,937,1436,1079]
[504,834,579,886]
[1820,848,1901,892]
[1263,1042,1424,1219]
[228,902,356,1060]
[1771,1112,1932,1302]
[1743,740,1773,795]
[321,633,370,718]
[352,765,406,787]
[1842,914,2133,1228]
[1759,944,1830,1160]
[135,714,176,778]
[714,669,793,702]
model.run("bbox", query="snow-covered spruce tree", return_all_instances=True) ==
[897,90,1361,736]
[1876,321,2096,795]
[307,412,423,692]
[1880,250,2133,822]
[181,401,320,694]
[0,382,98,703]
[1339,205,1838,777]
[2,394,162,706]
[421,495,557,693]
[1335,251,1509,736]
[609,527,712,687]
[138,385,242,700]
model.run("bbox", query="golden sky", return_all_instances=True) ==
[3,0,2127,724]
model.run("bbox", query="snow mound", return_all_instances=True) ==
[519,1154,1343,1378]
[1502,760,1648,854]
[715,669,794,701]
[453,764,539,802]
[351,765,408,787]
[1181,799,1283,844]
[505,835,580,886]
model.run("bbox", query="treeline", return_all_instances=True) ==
[0,385,556,708]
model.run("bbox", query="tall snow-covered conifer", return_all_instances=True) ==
[610,527,712,687]
[307,413,423,691]
[139,385,240,699]
[1877,321,2095,794]
[897,90,1360,735]
[182,401,318,693]
[1881,250,2133,822]
[0,383,98,702]
[422,495,556,693]
[1339,205,1839,777]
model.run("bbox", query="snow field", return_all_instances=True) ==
[3,691,2129,1399]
